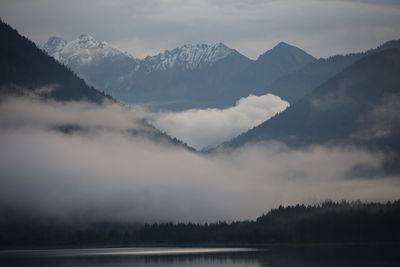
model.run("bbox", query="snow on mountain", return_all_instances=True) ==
[43,34,134,67]
[41,35,257,110]
[43,35,235,74]
[42,36,67,61]
[141,43,236,72]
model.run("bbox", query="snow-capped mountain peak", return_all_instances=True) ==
[43,33,237,73]
[42,36,67,60]
[42,34,130,66]
[142,43,236,72]
[70,34,102,49]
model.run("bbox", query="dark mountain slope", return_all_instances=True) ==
[232,42,316,91]
[0,20,195,151]
[213,42,315,109]
[263,39,400,103]
[226,48,400,153]
[0,20,106,103]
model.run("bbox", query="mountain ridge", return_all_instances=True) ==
[141,42,238,72]
[43,36,240,74]
[223,47,400,164]
[42,35,315,110]
[226,40,316,96]
[262,39,400,103]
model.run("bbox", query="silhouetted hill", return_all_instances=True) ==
[0,20,107,103]
[225,48,400,163]
[263,39,400,103]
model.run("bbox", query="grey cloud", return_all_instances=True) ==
[0,94,399,223]
[318,0,400,6]
[0,93,148,133]
[1,0,399,59]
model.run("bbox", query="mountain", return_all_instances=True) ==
[140,43,238,72]
[253,42,317,80]
[43,36,315,111]
[0,20,194,150]
[41,34,140,94]
[227,42,316,95]
[43,38,253,110]
[262,40,400,103]
[225,48,400,162]
[0,21,107,103]
[113,42,253,110]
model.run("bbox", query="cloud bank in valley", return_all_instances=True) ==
[0,94,399,223]
[148,94,289,149]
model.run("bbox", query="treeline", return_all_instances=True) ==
[1,200,400,248]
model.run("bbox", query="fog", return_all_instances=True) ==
[148,94,289,149]
[0,94,399,223]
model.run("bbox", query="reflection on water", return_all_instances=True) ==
[1,245,399,267]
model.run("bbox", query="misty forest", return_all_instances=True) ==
[1,0,400,266]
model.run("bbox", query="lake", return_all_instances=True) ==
[1,244,399,266]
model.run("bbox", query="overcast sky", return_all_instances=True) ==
[1,0,399,59]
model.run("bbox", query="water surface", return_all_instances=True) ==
[1,244,399,266]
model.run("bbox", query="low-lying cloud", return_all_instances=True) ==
[0,93,148,132]
[0,94,399,223]
[148,94,289,149]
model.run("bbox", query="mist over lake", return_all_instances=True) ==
[1,1,400,265]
